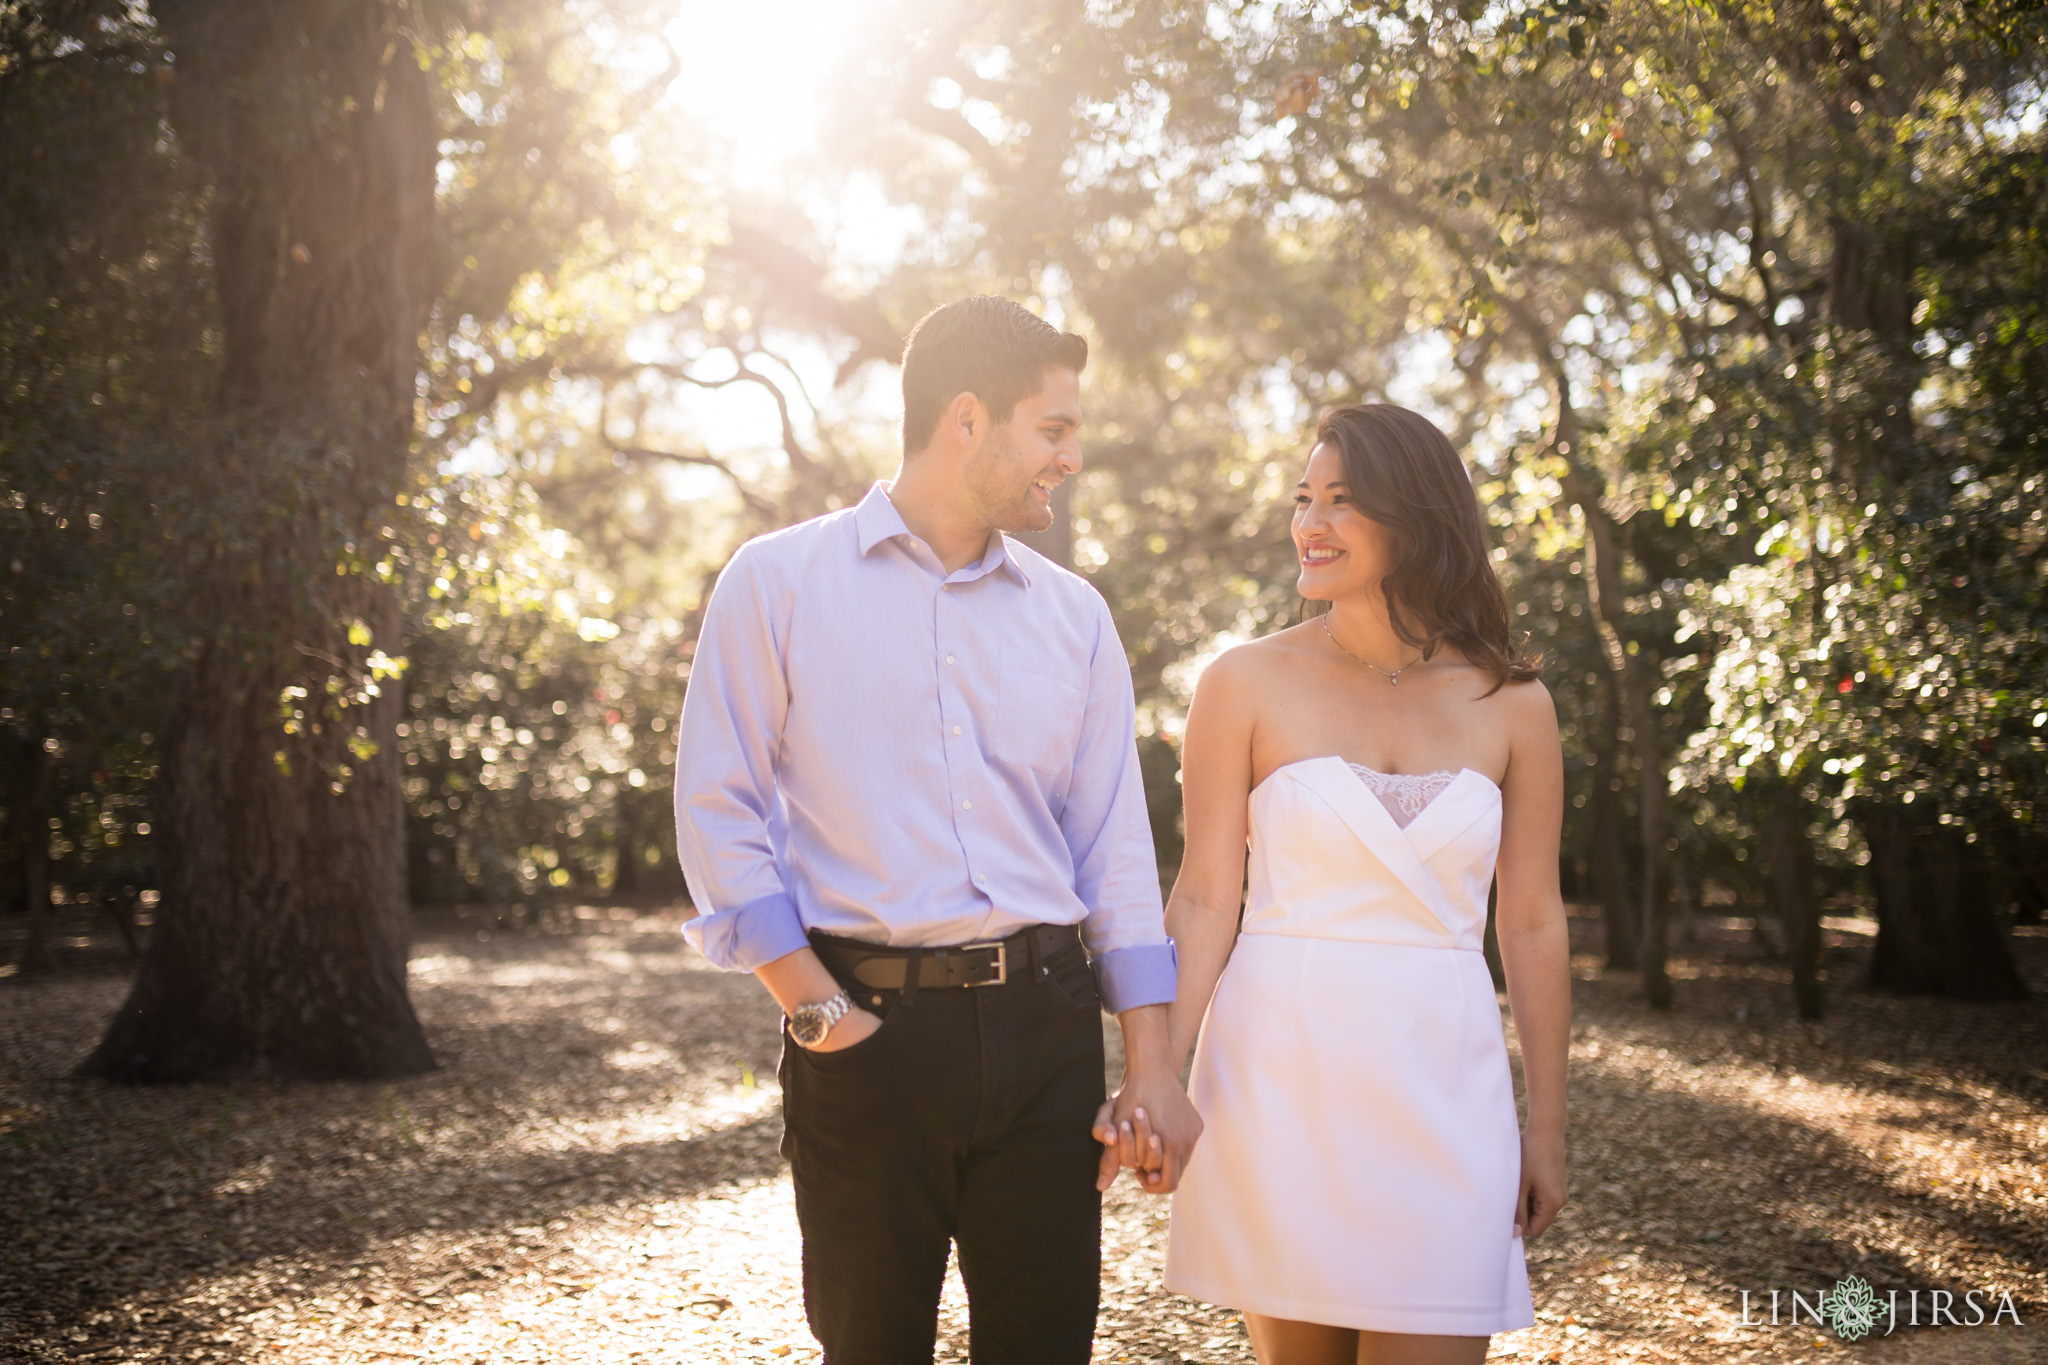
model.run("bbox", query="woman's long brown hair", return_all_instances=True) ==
[1308,403,1541,694]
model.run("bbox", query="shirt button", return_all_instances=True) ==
[951,725,962,736]
[945,654,955,665]
[961,799,972,811]
[941,584,952,592]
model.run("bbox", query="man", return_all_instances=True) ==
[674,295,1201,1364]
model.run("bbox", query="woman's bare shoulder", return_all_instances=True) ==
[1188,625,1317,712]
[1496,675,1559,737]
[1199,625,1318,683]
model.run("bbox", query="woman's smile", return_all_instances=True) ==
[1299,542,1345,568]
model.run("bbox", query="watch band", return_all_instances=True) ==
[789,990,854,1047]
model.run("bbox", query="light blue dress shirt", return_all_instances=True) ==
[673,481,1177,1014]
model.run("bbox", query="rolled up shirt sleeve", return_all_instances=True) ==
[674,545,812,971]
[1062,592,1177,1014]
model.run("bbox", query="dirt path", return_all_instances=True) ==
[2,905,2044,1363]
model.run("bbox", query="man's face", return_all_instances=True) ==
[964,366,1083,534]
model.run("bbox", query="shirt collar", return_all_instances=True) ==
[980,533,1033,588]
[854,481,1032,588]
[853,480,910,557]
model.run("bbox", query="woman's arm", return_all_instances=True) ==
[1092,648,1256,1194]
[1163,651,1259,1071]
[1494,679,1571,1239]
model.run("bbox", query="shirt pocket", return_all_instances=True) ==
[992,645,1085,776]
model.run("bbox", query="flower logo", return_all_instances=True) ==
[1823,1274,1880,1341]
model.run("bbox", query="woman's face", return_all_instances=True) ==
[1292,441,1398,602]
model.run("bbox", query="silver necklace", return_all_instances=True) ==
[1322,613,1424,684]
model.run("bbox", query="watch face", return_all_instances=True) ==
[789,1008,827,1047]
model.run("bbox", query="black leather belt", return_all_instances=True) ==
[809,922,1080,993]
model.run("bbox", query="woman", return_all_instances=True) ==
[1151,403,1569,1364]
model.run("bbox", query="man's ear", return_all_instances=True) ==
[945,391,983,450]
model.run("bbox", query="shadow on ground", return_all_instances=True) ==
[1,902,2044,1363]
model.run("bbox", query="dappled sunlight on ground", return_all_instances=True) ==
[2,903,2044,1363]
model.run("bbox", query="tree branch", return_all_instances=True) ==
[709,224,901,381]
[603,442,777,521]
[0,40,156,84]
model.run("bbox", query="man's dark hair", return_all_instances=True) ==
[899,296,1088,456]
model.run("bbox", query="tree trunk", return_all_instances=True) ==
[611,825,642,897]
[1569,479,1673,1009]
[1986,828,2046,926]
[79,1,437,1083]
[1503,294,1668,1003]
[2014,844,2046,926]
[102,895,142,958]
[12,738,54,975]
[1589,667,1638,969]
[1764,782,1825,1019]
[1828,217,1917,344]
[1674,854,1700,947]
[1862,805,2028,1001]
[1749,901,1781,955]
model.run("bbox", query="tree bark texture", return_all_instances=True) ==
[1764,782,1825,1020]
[1589,664,1639,970]
[1568,472,1674,1009]
[79,0,437,1082]
[2008,838,2047,925]
[9,736,54,974]
[1861,805,2029,1002]
[1529,305,1671,1008]
[1828,217,1917,346]
[1673,855,1702,947]
[1826,214,1925,492]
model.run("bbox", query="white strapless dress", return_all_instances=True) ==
[1164,755,1536,1336]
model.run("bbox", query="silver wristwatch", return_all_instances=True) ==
[788,991,855,1048]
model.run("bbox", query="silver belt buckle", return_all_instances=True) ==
[960,939,1008,986]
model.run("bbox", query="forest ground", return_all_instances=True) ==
[3,901,2046,1365]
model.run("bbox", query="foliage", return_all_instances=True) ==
[392,469,691,902]
[1675,139,2048,853]
[5,0,2046,990]
[1,2,208,919]
[813,0,2048,943]
[3,1,661,915]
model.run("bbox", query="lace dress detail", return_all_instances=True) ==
[1347,763,1458,828]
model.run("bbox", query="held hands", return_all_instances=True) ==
[1513,1127,1568,1239]
[1091,1070,1202,1195]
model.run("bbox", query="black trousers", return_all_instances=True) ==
[778,931,1107,1365]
